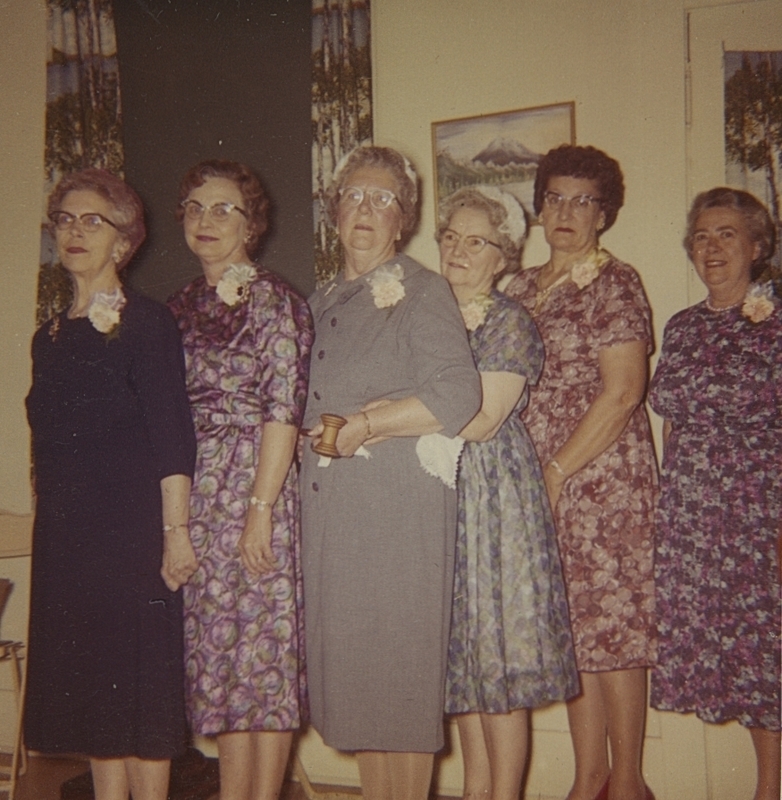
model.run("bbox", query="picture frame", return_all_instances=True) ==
[431,101,575,222]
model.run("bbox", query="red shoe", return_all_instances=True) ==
[592,777,610,800]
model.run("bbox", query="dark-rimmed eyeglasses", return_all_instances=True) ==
[49,211,119,233]
[338,186,398,211]
[180,200,248,222]
[542,191,602,213]
[439,229,502,256]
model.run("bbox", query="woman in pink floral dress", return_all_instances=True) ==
[168,160,313,800]
[505,145,657,800]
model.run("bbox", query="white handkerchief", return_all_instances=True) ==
[317,445,372,468]
[416,433,465,488]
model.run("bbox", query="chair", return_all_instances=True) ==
[0,578,26,800]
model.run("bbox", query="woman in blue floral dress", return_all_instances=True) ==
[439,186,578,800]
[168,160,313,800]
[649,188,781,800]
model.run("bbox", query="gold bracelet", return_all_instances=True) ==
[163,523,189,533]
[361,411,373,439]
[249,496,271,511]
[548,459,567,479]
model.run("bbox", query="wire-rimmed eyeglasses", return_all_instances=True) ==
[338,186,398,211]
[439,229,502,256]
[180,200,248,222]
[49,211,119,233]
[542,191,602,213]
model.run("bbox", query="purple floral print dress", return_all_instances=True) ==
[168,268,313,734]
[648,296,781,731]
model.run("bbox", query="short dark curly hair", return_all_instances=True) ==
[533,144,625,234]
[176,159,269,259]
[47,168,146,270]
[324,145,419,246]
[684,187,776,280]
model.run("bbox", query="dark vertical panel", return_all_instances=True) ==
[114,0,314,301]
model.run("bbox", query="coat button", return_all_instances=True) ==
[331,317,337,327]
[313,391,321,400]
[312,482,319,491]
[317,350,325,359]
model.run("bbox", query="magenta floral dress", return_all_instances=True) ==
[505,256,657,672]
[168,268,313,734]
[648,296,781,731]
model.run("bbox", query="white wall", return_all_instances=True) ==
[0,0,45,753]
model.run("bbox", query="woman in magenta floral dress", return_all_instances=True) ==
[505,146,657,800]
[168,160,313,800]
[649,188,781,800]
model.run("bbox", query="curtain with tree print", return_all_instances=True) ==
[37,0,124,327]
[312,0,372,285]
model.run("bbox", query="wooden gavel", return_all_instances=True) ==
[312,413,348,457]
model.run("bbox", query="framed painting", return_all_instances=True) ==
[431,101,575,221]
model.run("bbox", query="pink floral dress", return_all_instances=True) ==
[505,257,657,672]
[168,269,313,734]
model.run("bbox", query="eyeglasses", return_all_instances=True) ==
[180,200,248,221]
[439,229,502,255]
[338,186,398,210]
[542,191,602,213]
[49,211,119,233]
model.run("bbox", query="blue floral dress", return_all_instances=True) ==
[648,295,781,731]
[446,291,579,714]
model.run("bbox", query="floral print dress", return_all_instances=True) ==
[168,268,313,734]
[505,256,658,672]
[445,291,578,714]
[648,295,781,731]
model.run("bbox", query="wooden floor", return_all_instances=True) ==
[0,753,360,800]
[1,753,458,799]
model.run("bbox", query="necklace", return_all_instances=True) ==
[533,266,570,315]
[704,297,741,313]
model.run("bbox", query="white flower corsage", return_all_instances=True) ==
[88,287,126,337]
[741,282,775,323]
[570,247,611,289]
[367,263,405,309]
[460,293,493,331]
[216,263,257,306]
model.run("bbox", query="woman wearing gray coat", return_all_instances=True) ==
[301,146,481,800]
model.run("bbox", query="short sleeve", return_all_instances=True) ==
[587,261,653,354]
[406,273,482,438]
[473,294,544,385]
[128,297,197,481]
[253,278,314,427]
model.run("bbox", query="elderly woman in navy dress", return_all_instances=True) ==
[439,185,578,800]
[26,169,197,800]
[301,146,481,800]
[649,188,781,800]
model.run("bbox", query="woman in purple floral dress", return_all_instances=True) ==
[649,188,781,800]
[168,160,313,800]
[505,146,657,800]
